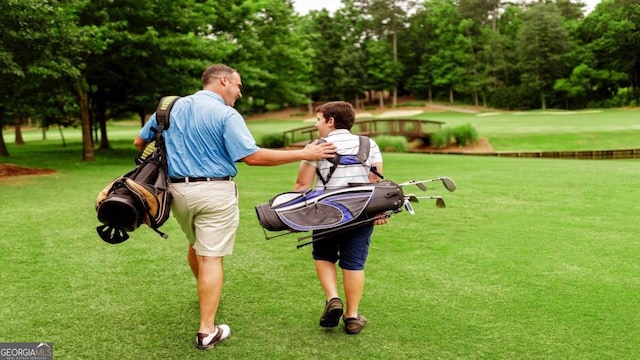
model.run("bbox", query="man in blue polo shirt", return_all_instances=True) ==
[134,64,336,350]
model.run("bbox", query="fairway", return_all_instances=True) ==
[1,115,639,359]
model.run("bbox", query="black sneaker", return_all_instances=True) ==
[344,314,367,334]
[319,298,343,328]
[196,324,231,350]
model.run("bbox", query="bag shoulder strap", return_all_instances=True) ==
[155,96,180,132]
[356,135,370,164]
[316,135,371,186]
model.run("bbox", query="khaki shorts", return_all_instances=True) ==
[169,181,239,257]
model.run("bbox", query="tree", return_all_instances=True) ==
[0,0,83,157]
[227,0,314,112]
[354,0,415,107]
[516,3,571,109]
[577,0,640,104]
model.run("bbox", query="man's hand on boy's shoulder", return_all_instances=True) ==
[302,140,337,160]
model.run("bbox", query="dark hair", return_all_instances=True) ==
[201,64,238,87]
[315,101,356,130]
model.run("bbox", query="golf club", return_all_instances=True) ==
[399,176,457,192]
[405,195,446,208]
[404,199,415,214]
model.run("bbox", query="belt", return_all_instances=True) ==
[170,176,231,183]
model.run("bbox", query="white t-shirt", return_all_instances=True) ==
[304,129,383,190]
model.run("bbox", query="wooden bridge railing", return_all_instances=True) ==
[283,118,444,147]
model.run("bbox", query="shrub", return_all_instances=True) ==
[430,128,453,149]
[452,123,479,147]
[260,133,284,148]
[372,135,409,153]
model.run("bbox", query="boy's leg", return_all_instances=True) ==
[342,269,365,318]
[314,260,340,299]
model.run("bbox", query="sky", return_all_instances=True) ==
[292,0,602,15]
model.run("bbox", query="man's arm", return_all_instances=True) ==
[242,140,336,166]
[133,135,147,152]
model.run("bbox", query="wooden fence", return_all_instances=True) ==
[283,118,444,147]
[417,148,640,160]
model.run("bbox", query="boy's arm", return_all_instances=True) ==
[294,162,317,191]
[368,161,388,225]
[369,162,383,182]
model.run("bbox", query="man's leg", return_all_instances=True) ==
[342,269,364,318]
[197,255,224,334]
[188,245,198,279]
[314,260,339,299]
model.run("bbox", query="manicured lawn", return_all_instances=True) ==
[1,109,639,359]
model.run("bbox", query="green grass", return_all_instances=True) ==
[1,110,640,359]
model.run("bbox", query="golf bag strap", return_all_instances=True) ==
[155,96,180,132]
[316,136,371,186]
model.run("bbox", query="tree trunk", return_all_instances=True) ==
[0,107,9,156]
[58,125,66,147]
[96,95,110,150]
[13,112,24,145]
[307,94,313,114]
[449,87,454,104]
[0,126,9,157]
[77,79,94,161]
[138,110,146,127]
[378,91,384,108]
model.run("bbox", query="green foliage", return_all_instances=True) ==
[430,127,453,148]
[372,135,409,153]
[490,85,539,110]
[451,123,479,147]
[259,133,285,148]
[516,3,571,109]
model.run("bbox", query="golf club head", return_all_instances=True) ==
[435,197,446,208]
[401,180,428,191]
[441,177,456,192]
[406,194,420,203]
[97,225,130,244]
[404,199,415,214]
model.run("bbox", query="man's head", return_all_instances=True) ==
[314,101,356,137]
[201,64,243,106]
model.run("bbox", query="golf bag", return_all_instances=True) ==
[95,96,180,244]
[255,180,405,233]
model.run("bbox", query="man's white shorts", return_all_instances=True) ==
[169,181,239,257]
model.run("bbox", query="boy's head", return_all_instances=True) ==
[315,101,356,130]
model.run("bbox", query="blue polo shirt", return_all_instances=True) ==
[138,90,259,178]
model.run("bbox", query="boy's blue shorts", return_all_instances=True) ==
[312,223,374,271]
